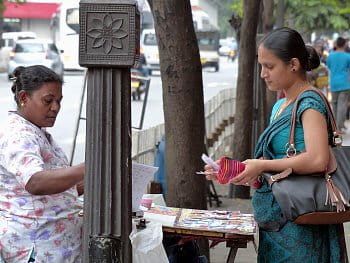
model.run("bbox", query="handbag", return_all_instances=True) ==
[262,88,350,225]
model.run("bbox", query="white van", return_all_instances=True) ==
[140,29,159,75]
[0,31,37,72]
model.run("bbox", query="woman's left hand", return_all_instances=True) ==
[230,159,263,186]
[76,180,84,196]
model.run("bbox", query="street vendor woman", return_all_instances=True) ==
[0,65,84,262]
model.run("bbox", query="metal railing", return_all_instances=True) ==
[132,88,236,164]
[70,84,235,165]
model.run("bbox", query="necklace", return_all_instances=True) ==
[274,81,310,120]
[274,100,292,119]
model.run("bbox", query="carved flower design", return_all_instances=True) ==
[87,14,128,54]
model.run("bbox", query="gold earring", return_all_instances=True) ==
[20,102,25,107]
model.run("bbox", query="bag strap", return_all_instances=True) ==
[286,87,341,157]
[284,88,348,212]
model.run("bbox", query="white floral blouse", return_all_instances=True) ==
[0,112,83,263]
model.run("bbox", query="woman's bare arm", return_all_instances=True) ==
[25,163,85,195]
[232,108,330,185]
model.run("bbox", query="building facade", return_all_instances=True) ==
[3,0,219,40]
[3,1,60,39]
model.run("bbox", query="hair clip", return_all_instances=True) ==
[9,77,17,82]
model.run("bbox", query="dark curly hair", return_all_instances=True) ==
[259,27,320,72]
[11,65,63,105]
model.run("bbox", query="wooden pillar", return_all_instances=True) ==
[79,1,140,261]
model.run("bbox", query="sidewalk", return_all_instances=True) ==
[209,120,350,263]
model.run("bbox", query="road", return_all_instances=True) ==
[0,57,238,164]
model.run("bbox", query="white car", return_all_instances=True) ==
[0,31,37,72]
[7,39,64,80]
[140,29,160,75]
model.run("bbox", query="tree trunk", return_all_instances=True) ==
[262,0,276,129]
[232,0,261,199]
[149,0,207,210]
[262,0,274,32]
[275,0,285,28]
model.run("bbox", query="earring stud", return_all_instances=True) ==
[292,68,296,72]
[20,102,25,107]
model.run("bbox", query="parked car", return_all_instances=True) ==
[7,39,64,80]
[140,29,160,75]
[0,31,37,72]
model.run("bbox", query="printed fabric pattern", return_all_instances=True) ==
[0,112,83,263]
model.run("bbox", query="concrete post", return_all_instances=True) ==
[79,1,139,261]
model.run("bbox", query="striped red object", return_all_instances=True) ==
[217,157,261,188]
[217,157,246,184]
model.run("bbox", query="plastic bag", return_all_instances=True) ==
[129,221,169,263]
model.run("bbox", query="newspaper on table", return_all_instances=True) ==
[176,208,256,235]
[144,206,256,235]
[132,162,158,212]
[143,206,180,227]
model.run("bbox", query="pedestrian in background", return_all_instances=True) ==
[327,37,350,133]
[205,27,347,262]
[0,65,84,262]
[307,43,329,96]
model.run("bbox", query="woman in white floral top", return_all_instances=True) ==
[0,65,85,262]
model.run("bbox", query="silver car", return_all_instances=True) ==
[7,39,64,80]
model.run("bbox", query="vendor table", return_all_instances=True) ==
[143,206,256,263]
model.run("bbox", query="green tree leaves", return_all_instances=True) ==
[229,0,350,33]
[286,0,350,32]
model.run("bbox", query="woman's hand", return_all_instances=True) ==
[230,159,263,186]
[76,180,84,196]
[203,160,220,181]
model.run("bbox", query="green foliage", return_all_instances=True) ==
[0,0,6,14]
[230,0,243,17]
[286,0,350,32]
[0,0,26,15]
[215,0,243,38]
[228,0,350,33]
[218,0,237,38]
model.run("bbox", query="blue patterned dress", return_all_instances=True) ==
[252,91,348,262]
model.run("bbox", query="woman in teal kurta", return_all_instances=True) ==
[205,27,348,262]
[252,91,347,262]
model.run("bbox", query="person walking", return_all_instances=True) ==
[205,27,348,262]
[327,37,350,133]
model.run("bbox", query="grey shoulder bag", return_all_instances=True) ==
[263,88,350,224]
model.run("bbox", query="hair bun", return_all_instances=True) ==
[10,66,25,99]
[305,45,320,71]
[13,66,25,78]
